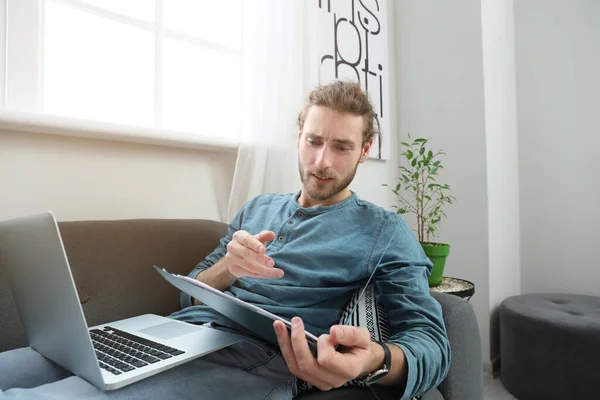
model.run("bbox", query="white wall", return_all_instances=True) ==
[350,0,399,210]
[515,0,600,295]
[481,0,521,364]
[395,0,491,365]
[0,10,400,226]
[0,130,236,222]
[351,140,398,209]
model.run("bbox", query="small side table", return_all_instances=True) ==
[430,277,475,301]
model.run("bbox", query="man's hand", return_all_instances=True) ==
[225,230,283,279]
[193,230,280,295]
[274,317,377,391]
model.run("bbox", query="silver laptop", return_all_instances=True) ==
[0,212,244,391]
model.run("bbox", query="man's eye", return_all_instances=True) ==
[307,139,320,146]
[336,146,349,152]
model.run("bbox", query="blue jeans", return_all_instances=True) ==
[0,336,296,399]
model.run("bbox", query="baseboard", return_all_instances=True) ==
[483,356,501,378]
[483,361,493,377]
[490,355,501,378]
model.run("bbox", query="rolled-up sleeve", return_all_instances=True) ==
[179,209,244,309]
[373,217,451,400]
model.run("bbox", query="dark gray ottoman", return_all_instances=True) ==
[500,294,600,400]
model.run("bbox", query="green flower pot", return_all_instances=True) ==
[421,243,450,287]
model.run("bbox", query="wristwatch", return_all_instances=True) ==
[364,341,392,386]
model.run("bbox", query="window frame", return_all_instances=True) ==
[2,0,242,149]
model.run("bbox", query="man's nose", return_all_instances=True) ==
[315,147,333,170]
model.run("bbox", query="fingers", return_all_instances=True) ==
[330,325,371,349]
[274,320,333,390]
[233,230,272,254]
[254,230,276,246]
[274,321,300,371]
[314,334,360,383]
[275,318,347,390]
[228,263,281,279]
[289,318,320,374]
[225,250,282,279]
[313,326,370,378]
[226,230,283,279]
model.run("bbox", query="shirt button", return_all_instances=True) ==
[297,212,303,217]
[287,220,293,224]
[278,236,285,242]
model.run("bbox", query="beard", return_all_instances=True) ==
[298,160,360,202]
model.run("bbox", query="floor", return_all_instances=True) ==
[484,373,517,400]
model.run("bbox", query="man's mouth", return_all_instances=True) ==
[312,174,332,184]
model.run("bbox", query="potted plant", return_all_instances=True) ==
[383,134,455,287]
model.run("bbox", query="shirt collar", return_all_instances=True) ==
[290,190,358,215]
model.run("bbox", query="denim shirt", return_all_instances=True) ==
[171,191,450,399]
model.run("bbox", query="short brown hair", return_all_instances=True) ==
[296,81,380,145]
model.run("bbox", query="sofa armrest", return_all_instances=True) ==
[431,292,483,400]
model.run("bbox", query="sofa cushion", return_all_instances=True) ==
[0,266,22,352]
[420,388,444,400]
[0,218,227,353]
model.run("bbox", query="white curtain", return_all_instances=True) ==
[222,0,314,223]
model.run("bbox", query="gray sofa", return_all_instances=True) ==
[0,219,483,399]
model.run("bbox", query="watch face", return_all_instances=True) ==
[365,367,389,386]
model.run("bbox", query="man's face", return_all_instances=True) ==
[297,106,372,206]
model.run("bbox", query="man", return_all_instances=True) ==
[0,81,449,399]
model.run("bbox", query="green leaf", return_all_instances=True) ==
[428,150,433,158]
[419,147,425,155]
[397,209,408,214]
[433,161,441,167]
[412,172,419,180]
[411,158,417,167]
[431,167,439,175]
[395,183,401,191]
[414,138,427,143]
[406,150,413,160]
[425,195,431,200]
[401,142,410,147]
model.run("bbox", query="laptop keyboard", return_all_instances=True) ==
[90,326,185,375]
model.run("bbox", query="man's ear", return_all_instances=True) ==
[359,139,373,163]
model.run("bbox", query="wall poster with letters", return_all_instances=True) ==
[312,0,391,160]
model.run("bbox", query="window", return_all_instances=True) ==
[4,0,242,140]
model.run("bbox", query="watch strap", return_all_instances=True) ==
[364,341,391,386]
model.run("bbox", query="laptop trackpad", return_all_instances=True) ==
[138,321,200,340]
